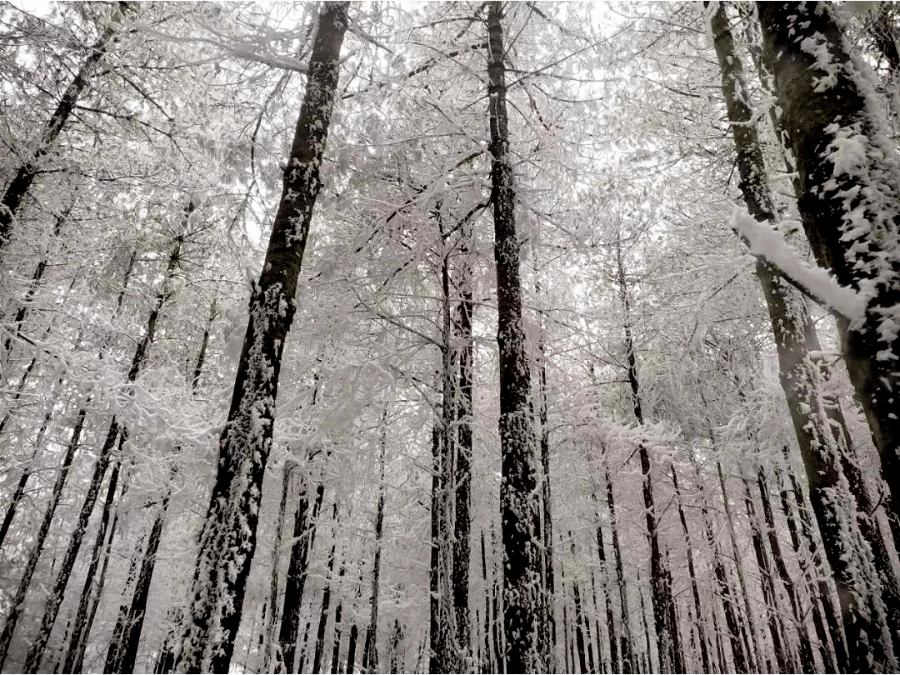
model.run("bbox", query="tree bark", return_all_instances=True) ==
[363,423,386,674]
[486,3,545,671]
[0,400,89,669]
[0,4,127,252]
[175,6,347,671]
[671,465,711,674]
[757,1,900,551]
[279,476,325,672]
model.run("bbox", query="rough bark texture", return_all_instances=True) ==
[712,4,897,670]
[454,225,474,668]
[487,3,545,672]
[279,477,325,672]
[175,6,347,671]
[757,0,900,542]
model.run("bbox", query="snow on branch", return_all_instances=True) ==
[731,207,865,324]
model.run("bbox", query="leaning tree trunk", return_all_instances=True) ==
[0,4,127,252]
[0,399,89,669]
[713,5,898,669]
[757,0,900,548]
[175,6,347,671]
[486,3,546,672]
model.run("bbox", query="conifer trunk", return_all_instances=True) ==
[757,0,900,548]
[279,476,325,672]
[671,466,711,673]
[175,6,347,670]
[487,3,545,671]
[0,401,89,669]
[0,5,126,251]
[363,427,386,673]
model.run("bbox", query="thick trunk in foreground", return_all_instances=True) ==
[487,3,545,671]
[713,5,897,669]
[757,0,900,547]
[175,7,347,671]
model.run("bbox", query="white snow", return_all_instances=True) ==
[731,207,865,324]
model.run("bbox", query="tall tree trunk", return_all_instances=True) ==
[0,399,89,669]
[313,534,338,674]
[713,5,899,669]
[688,448,748,673]
[757,0,900,555]
[345,624,358,675]
[176,7,347,670]
[776,455,847,672]
[363,422,386,674]
[265,461,293,672]
[756,466,816,674]
[329,562,346,674]
[614,235,679,673]
[3,207,68,356]
[102,304,215,674]
[279,476,325,672]
[738,464,791,673]
[454,222,475,670]
[0,4,127,251]
[714,459,762,672]
[671,465,711,673]
[486,3,545,670]
[604,469,634,673]
[431,213,458,674]
[593,493,619,673]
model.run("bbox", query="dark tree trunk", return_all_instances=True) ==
[604,470,634,673]
[363,425,386,674]
[756,466,816,674]
[688,450,748,673]
[0,401,89,669]
[176,7,347,670]
[329,563,346,674]
[777,455,848,672]
[738,465,791,673]
[757,0,900,556]
[345,624,358,675]
[388,620,404,674]
[486,3,545,670]
[671,466,711,674]
[614,236,680,673]
[265,462,293,672]
[593,496,619,674]
[714,6,898,670]
[431,215,458,674]
[0,5,126,251]
[454,223,475,669]
[279,477,325,672]
[313,537,338,674]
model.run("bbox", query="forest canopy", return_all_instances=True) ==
[2,2,900,674]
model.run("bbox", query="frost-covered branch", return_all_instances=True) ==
[731,207,864,324]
